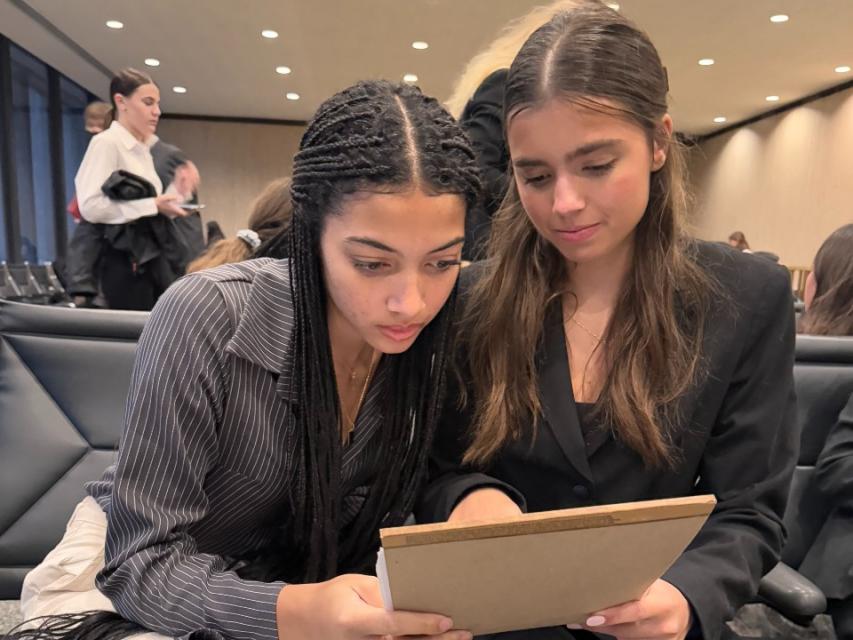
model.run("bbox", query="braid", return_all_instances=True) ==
[250,80,481,583]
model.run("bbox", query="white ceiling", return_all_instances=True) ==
[9,0,853,135]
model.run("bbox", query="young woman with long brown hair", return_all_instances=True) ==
[799,223,853,336]
[418,3,798,639]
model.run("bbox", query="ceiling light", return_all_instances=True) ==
[765,95,780,102]
[606,3,620,9]
[105,20,124,29]
[261,30,279,39]
[286,92,300,101]
[835,65,851,73]
[172,86,187,94]
[412,41,429,50]
[403,73,418,83]
[275,66,292,75]
[770,14,789,23]
[144,58,160,67]
[698,58,715,66]
[713,116,727,124]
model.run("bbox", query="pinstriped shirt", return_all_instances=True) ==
[86,258,387,640]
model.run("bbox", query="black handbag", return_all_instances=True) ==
[100,170,157,201]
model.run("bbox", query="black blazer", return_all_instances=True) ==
[417,241,799,640]
[799,391,853,600]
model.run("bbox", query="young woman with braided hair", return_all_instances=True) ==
[13,80,479,640]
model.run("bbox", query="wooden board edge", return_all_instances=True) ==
[381,495,716,549]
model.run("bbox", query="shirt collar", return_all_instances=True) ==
[110,121,159,150]
[224,259,297,402]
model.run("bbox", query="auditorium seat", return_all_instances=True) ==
[758,334,853,625]
[0,262,71,305]
[0,299,146,599]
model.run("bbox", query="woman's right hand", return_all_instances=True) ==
[156,194,186,219]
[276,573,472,640]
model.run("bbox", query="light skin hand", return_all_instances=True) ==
[276,573,472,640]
[568,579,692,639]
[156,193,186,218]
[173,161,200,199]
[448,488,523,522]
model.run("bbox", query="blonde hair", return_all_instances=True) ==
[445,0,581,118]
[187,177,292,273]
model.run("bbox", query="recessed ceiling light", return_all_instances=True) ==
[713,116,727,124]
[412,41,429,50]
[698,58,715,66]
[403,73,418,83]
[144,58,160,67]
[261,30,279,39]
[606,2,620,9]
[835,65,851,74]
[275,66,292,75]
[105,20,124,29]
[765,95,780,102]
[770,14,789,23]
[172,86,187,94]
[286,92,300,101]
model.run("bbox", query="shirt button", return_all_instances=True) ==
[572,484,590,500]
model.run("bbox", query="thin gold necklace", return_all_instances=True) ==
[340,351,379,445]
[568,315,603,343]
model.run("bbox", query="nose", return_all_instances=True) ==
[387,272,427,318]
[152,104,161,118]
[552,173,585,215]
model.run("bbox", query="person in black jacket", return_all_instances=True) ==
[418,3,797,639]
[446,0,581,256]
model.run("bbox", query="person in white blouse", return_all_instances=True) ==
[74,68,188,309]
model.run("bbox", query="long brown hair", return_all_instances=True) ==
[463,0,712,468]
[799,223,853,336]
[186,177,292,273]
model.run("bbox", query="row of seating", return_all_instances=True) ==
[0,299,851,631]
[0,262,71,305]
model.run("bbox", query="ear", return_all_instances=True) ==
[113,93,126,111]
[651,114,673,171]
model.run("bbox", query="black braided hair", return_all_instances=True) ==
[252,80,481,583]
[4,81,480,640]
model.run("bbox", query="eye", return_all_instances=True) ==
[522,174,549,187]
[430,259,462,272]
[353,260,388,273]
[583,160,616,176]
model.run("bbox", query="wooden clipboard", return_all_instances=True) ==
[377,495,716,635]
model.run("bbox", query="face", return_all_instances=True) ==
[507,98,670,267]
[320,188,466,355]
[115,83,161,140]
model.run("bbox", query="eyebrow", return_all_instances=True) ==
[345,236,465,255]
[512,139,622,169]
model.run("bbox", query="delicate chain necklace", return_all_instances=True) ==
[340,351,379,445]
[569,315,603,343]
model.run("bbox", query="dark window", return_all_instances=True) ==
[10,44,56,263]
[60,76,95,238]
[0,109,7,262]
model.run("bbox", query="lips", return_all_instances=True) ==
[555,223,600,243]
[378,323,423,342]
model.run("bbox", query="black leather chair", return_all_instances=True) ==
[0,300,146,599]
[0,263,71,305]
[758,334,853,625]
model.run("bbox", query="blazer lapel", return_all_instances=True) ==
[537,313,594,482]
